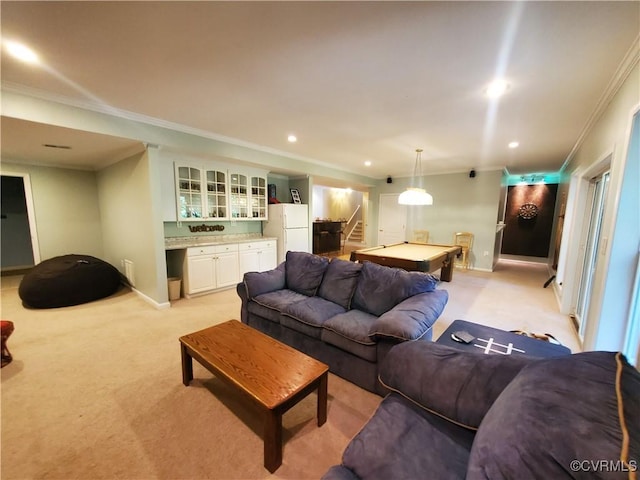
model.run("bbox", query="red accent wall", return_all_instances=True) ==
[501,184,558,257]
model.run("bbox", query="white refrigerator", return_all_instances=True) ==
[263,204,310,264]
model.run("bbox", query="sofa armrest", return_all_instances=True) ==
[242,263,286,299]
[369,290,448,342]
[378,341,535,429]
[321,465,360,480]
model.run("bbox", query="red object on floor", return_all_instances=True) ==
[1,320,14,367]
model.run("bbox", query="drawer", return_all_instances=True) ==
[187,245,217,256]
[213,243,238,254]
[187,244,238,256]
[238,240,274,251]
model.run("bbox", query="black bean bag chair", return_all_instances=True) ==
[19,254,122,308]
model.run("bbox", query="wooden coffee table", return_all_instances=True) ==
[179,320,329,473]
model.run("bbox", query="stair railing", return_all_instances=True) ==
[344,205,362,243]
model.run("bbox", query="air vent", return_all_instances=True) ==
[43,144,71,149]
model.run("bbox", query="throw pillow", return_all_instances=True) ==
[243,264,285,299]
[317,258,362,309]
[285,251,329,296]
[352,261,438,316]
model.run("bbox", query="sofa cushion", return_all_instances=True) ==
[281,296,347,339]
[243,264,286,299]
[322,310,378,362]
[285,251,330,296]
[379,341,534,430]
[247,300,284,324]
[341,393,474,480]
[317,259,363,309]
[370,290,449,342]
[352,261,438,316]
[467,351,640,480]
[252,289,309,323]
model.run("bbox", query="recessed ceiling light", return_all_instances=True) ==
[5,41,39,64]
[287,134,297,143]
[508,141,520,149]
[485,79,509,99]
[364,161,371,167]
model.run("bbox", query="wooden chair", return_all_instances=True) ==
[413,230,429,244]
[453,232,474,269]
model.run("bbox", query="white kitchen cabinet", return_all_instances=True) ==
[250,175,267,220]
[183,244,239,296]
[229,169,268,220]
[238,240,277,277]
[175,164,229,221]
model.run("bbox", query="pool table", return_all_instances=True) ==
[350,242,463,282]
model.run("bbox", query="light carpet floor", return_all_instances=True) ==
[1,260,580,479]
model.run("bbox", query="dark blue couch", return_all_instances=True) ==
[323,341,640,479]
[236,251,449,395]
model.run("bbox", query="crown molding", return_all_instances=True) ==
[1,81,377,180]
[560,34,640,172]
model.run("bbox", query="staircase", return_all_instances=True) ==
[347,221,364,243]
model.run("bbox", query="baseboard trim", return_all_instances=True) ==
[1,267,32,276]
[132,287,171,310]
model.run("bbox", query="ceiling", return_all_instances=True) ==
[1,1,638,180]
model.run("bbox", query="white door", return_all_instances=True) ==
[283,204,308,228]
[261,245,278,270]
[284,228,310,254]
[378,194,407,245]
[575,171,610,340]
[187,256,216,293]
[215,252,240,288]
[238,250,260,277]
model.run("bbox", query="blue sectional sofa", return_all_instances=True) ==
[236,251,449,395]
[323,341,640,480]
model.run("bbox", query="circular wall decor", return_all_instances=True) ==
[518,203,539,220]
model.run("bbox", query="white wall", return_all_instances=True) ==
[373,169,504,271]
[0,161,104,261]
[97,149,167,305]
[559,62,639,351]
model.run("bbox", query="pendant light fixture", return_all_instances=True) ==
[398,148,433,206]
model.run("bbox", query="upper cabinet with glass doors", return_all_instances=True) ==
[175,162,267,221]
[205,169,228,219]
[229,172,248,219]
[229,170,268,220]
[250,176,267,219]
[176,164,228,221]
[176,166,204,219]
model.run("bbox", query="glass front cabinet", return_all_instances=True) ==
[229,172,248,219]
[229,170,268,220]
[176,166,204,219]
[250,176,267,219]
[205,169,228,219]
[175,162,267,221]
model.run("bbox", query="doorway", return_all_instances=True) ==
[378,194,406,245]
[1,174,40,272]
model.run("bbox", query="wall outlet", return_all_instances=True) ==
[483,251,489,256]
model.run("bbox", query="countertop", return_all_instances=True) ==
[165,233,277,250]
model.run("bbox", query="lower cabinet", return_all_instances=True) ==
[183,244,240,297]
[238,240,277,277]
[181,240,277,298]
